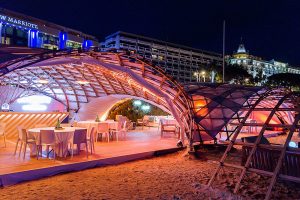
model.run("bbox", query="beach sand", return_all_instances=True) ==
[1,147,300,200]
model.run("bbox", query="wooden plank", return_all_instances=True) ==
[0,112,68,138]
[233,93,292,194]
[248,168,273,177]
[207,91,269,187]
[264,114,300,200]
[279,174,300,183]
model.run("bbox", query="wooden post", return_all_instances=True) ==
[264,113,300,200]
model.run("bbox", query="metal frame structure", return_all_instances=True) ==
[1,47,300,199]
[207,89,300,200]
[185,83,266,142]
[0,48,193,141]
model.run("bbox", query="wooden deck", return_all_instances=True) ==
[0,127,180,186]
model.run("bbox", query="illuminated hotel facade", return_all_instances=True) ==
[0,8,98,50]
[228,43,300,79]
[101,31,223,83]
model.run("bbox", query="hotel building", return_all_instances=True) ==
[0,8,98,50]
[228,43,300,79]
[101,31,223,83]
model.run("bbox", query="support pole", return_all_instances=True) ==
[222,20,226,83]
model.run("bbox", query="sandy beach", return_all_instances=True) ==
[1,148,300,200]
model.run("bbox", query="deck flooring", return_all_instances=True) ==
[0,127,178,177]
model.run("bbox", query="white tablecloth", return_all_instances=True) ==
[77,121,118,132]
[28,127,86,157]
[159,118,177,125]
[77,121,99,133]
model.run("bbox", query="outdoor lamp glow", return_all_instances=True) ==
[38,79,49,84]
[141,105,151,111]
[133,100,142,106]
[289,141,297,148]
[77,80,90,85]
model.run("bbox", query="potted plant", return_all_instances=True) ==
[95,115,100,122]
[55,118,63,130]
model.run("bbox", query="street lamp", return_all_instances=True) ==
[245,78,249,84]
[201,71,206,82]
[194,70,206,82]
[194,72,200,82]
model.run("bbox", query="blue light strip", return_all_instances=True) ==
[82,40,93,49]
[28,29,38,48]
[0,22,2,43]
[59,31,67,49]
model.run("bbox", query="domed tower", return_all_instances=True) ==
[237,43,246,53]
[233,42,249,59]
[228,40,251,68]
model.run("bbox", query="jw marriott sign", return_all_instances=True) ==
[0,14,38,29]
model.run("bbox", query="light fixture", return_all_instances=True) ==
[17,95,52,104]
[22,104,47,111]
[133,100,142,106]
[289,141,297,148]
[38,79,49,84]
[76,66,90,85]
[77,80,90,85]
[1,103,9,112]
[141,104,151,111]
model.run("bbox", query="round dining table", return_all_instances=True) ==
[28,127,86,157]
[77,120,119,132]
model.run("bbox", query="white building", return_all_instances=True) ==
[0,8,98,50]
[101,31,223,83]
[228,43,300,80]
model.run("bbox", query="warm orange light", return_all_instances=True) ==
[77,80,90,85]
[193,99,208,114]
[252,111,280,124]
[196,107,209,117]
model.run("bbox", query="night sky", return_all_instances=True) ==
[1,0,300,66]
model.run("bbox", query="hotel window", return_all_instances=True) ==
[41,34,59,50]
[1,26,13,45]
[158,55,164,60]
[1,26,27,46]
[66,40,81,49]
[151,54,157,59]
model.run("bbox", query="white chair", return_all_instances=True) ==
[160,121,180,139]
[34,124,48,128]
[249,119,258,133]
[14,126,36,159]
[70,129,88,158]
[36,130,57,160]
[87,127,96,154]
[137,116,149,130]
[112,121,127,141]
[97,123,110,142]
[0,122,6,147]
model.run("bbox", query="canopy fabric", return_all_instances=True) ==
[0,48,192,141]
[0,47,298,143]
[184,83,263,138]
